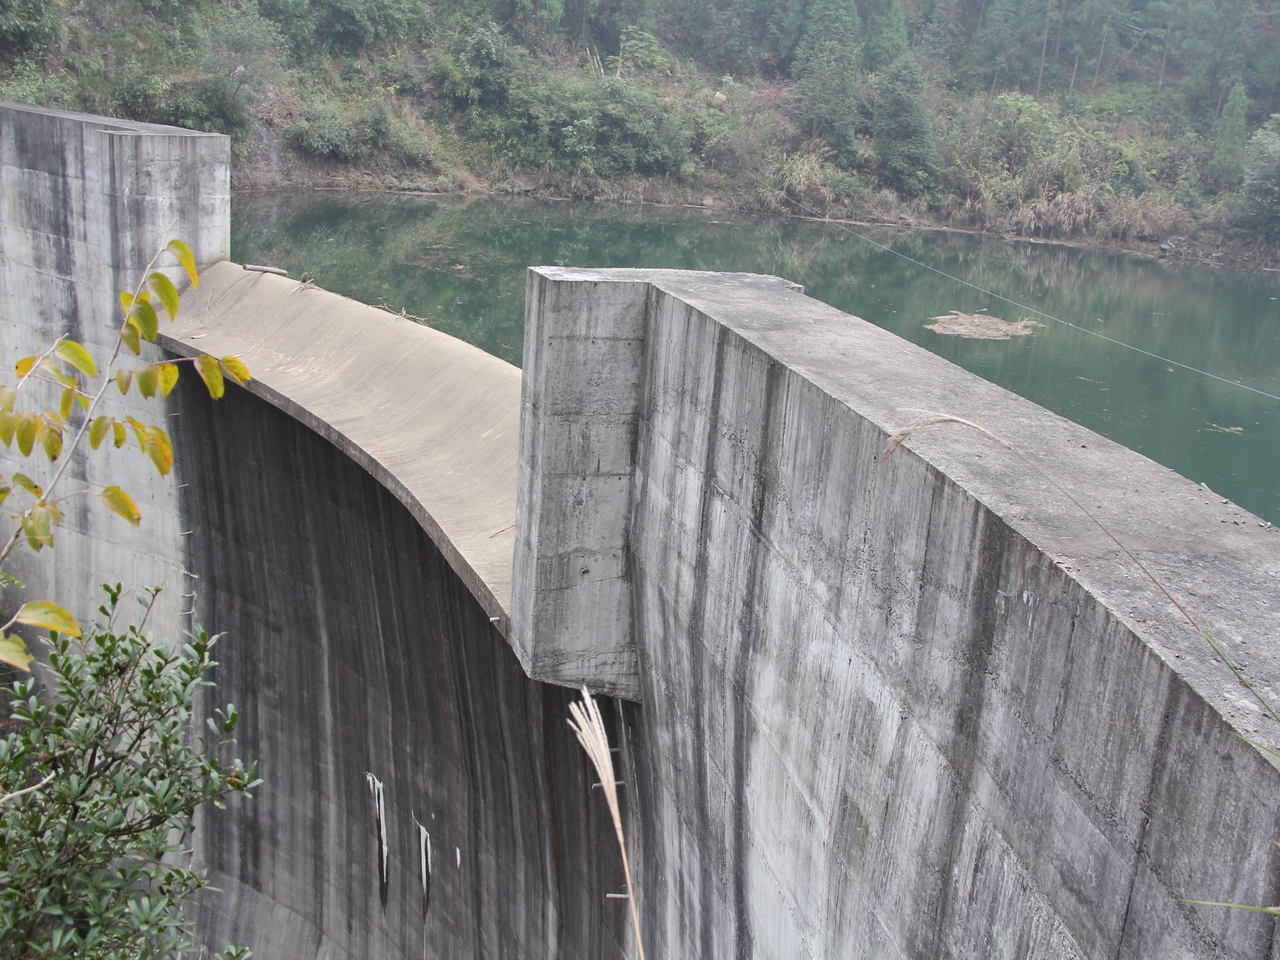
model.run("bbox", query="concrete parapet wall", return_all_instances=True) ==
[516,267,1280,958]
[0,101,229,639]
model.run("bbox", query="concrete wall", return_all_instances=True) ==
[10,100,1280,960]
[0,101,229,637]
[1,104,633,959]
[158,264,635,958]
[173,373,628,960]
[516,267,1280,959]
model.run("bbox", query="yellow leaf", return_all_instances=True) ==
[120,318,142,355]
[167,239,199,288]
[0,634,32,672]
[148,272,180,320]
[12,473,41,497]
[124,416,147,448]
[89,416,109,450]
[15,412,38,457]
[120,290,135,313]
[145,425,174,476]
[220,356,251,386]
[21,506,54,551]
[157,362,180,397]
[0,386,14,413]
[59,388,73,422]
[0,480,9,507]
[42,422,62,461]
[53,340,97,379]
[117,367,133,395]
[111,422,126,448]
[136,364,158,399]
[100,485,141,525]
[195,354,225,399]
[41,361,76,389]
[14,600,81,639]
[0,411,14,448]
[131,300,159,342]
[14,356,35,378]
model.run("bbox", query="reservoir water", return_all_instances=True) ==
[231,192,1280,525]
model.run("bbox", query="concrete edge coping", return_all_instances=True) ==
[0,100,228,137]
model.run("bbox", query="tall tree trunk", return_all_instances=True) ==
[1068,49,1079,93]
[991,67,999,96]
[977,0,988,32]
[1054,1,1066,58]
[1157,23,1168,91]
[1091,22,1108,88]
[1213,81,1229,130]
[1036,4,1052,99]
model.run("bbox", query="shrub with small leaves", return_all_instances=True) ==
[0,584,258,960]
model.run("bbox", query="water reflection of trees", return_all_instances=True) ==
[232,193,1280,521]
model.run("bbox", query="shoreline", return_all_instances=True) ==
[229,164,1280,277]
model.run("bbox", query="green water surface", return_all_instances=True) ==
[231,192,1280,525]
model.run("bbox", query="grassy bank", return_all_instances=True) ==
[3,0,1279,268]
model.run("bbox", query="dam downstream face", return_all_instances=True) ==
[172,373,628,959]
[8,104,1280,960]
[230,192,1280,526]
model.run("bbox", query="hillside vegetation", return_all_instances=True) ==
[4,0,1280,258]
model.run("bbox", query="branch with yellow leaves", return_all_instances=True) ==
[0,238,251,672]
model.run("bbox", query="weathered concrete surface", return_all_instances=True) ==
[3,104,636,960]
[159,260,521,631]
[0,101,228,638]
[174,375,629,960]
[517,267,1280,959]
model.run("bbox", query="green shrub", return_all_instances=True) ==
[462,65,693,178]
[286,97,361,159]
[0,0,63,58]
[1243,116,1280,241]
[0,585,256,960]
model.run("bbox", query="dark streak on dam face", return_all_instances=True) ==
[174,373,629,959]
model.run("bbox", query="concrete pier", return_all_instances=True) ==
[516,267,1280,959]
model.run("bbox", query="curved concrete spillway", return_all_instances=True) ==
[7,102,1280,960]
[159,261,521,631]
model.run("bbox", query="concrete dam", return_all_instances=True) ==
[4,100,1280,959]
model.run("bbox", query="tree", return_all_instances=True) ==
[791,0,863,156]
[862,0,907,73]
[872,53,938,196]
[0,0,62,57]
[0,245,251,667]
[792,0,860,71]
[0,244,256,959]
[0,587,257,960]
[1243,115,1280,240]
[1208,82,1248,190]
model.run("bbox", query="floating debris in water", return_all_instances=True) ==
[925,310,1044,340]
[1209,423,1245,435]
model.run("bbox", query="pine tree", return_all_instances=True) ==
[792,0,861,71]
[792,0,863,156]
[872,53,938,196]
[1208,82,1249,190]
[863,0,907,73]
